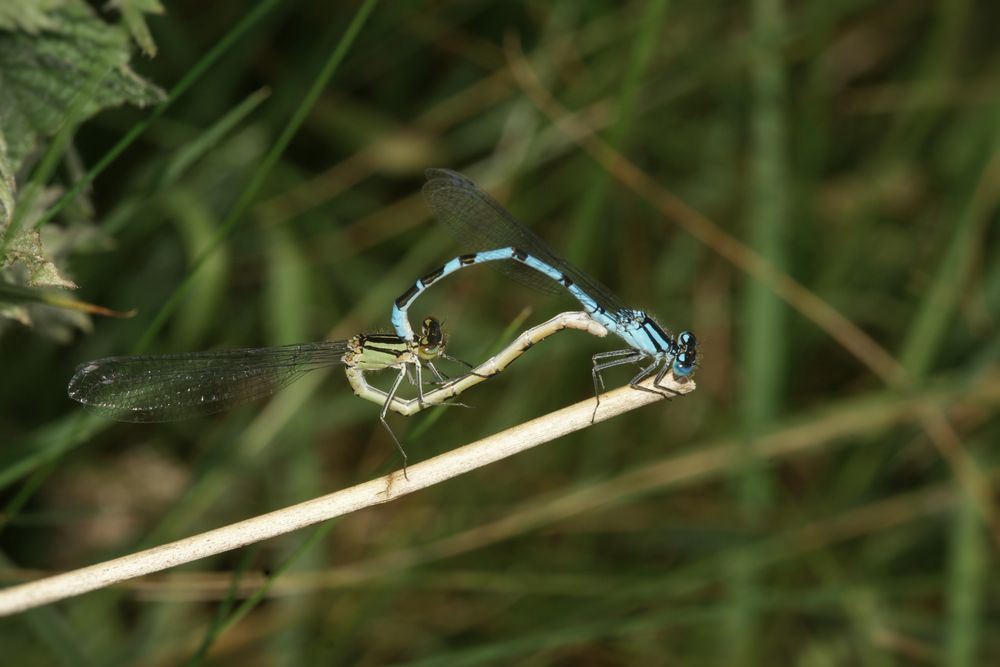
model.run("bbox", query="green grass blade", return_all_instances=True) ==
[133,0,379,353]
[944,459,988,667]
[899,109,1000,378]
[32,0,283,231]
[566,0,670,266]
[732,0,790,661]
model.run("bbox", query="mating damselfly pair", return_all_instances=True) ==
[70,169,698,470]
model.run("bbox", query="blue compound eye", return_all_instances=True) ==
[678,330,697,350]
[673,351,695,377]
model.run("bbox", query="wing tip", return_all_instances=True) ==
[424,168,476,188]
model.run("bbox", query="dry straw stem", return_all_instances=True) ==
[4,367,996,606]
[0,374,694,616]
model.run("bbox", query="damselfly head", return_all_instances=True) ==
[673,331,698,378]
[673,350,696,378]
[678,330,697,351]
[417,316,445,360]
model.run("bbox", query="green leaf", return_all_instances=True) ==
[0,0,71,33]
[0,302,29,326]
[6,229,75,289]
[2,187,76,289]
[0,0,164,329]
[106,0,165,57]
[0,135,13,235]
[0,0,165,175]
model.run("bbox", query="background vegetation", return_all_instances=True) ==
[0,0,997,664]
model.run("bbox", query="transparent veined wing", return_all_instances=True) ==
[422,169,633,317]
[68,341,352,422]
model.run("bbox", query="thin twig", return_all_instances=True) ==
[0,374,694,616]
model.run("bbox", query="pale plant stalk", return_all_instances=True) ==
[0,374,694,616]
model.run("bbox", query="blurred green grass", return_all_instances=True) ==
[1,1,999,665]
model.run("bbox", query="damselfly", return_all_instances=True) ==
[392,169,697,415]
[69,318,449,467]
[69,312,610,471]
